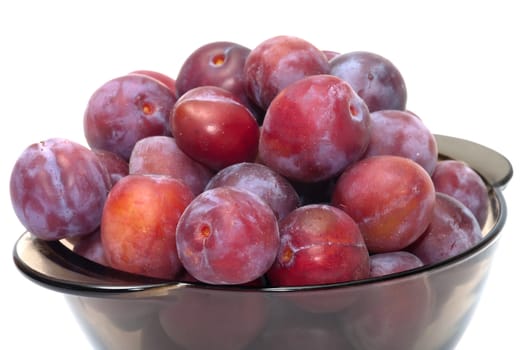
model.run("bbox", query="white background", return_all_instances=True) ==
[1,1,524,349]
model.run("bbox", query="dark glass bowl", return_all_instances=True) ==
[13,135,512,350]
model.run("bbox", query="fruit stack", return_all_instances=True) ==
[10,35,489,287]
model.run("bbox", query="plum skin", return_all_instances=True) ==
[329,51,407,112]
[431,159,489,227]
[129,70,178,98]
[101,174,195,279]
[84,74,176,160]
[91,148,129,187]
[10,138,112,241]
[363,109,438,175]
[175,41,252,110]
[244,35,330,110]
[170,86,260,171]
[176,186,280,285]
[369,251,424,278]
[266,204,370,287]
[205,162,300,220]
[258,74,371,183]
[72,229,108,266]
[407,192,483,265]
[332,155,436,253]
[129,135,213,195]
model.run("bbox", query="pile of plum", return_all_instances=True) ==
[10,35,489,287]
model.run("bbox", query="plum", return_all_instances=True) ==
[84,74,176,160]
[129,135,213,195]
[432,159,489,228]
[10,138,111,240]
[330,51,407,112]
[332,155,435,253]
[101,174,194,279]
[170,86,260,171]
[176,186,279,285]
[244,35,329,110]
[258,74,371,182]
[407,192,483,265]
[266,204,370,287]
[205,162,300,220]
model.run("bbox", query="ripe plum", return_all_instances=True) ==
[10,138,111,240]
[363,109,438,175]
[129,70,177,97]
[91,148,129,187]
[330,51,407,112]
[369,251,424,278]
[84,74,176,160]
[175,41,253,110]
[258,74,371,182]
[432,159,489,227]
[72,229,108,266]
[101,174,194,279]
[332,155,435,253]
[407,192,483,265]
[176,186,279,285]
[266,204,370,287]
[244,35,330,110]
[322,50,340,61]
[129,135,213,195]
[170,86,260,171]
[205,162,300,220]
